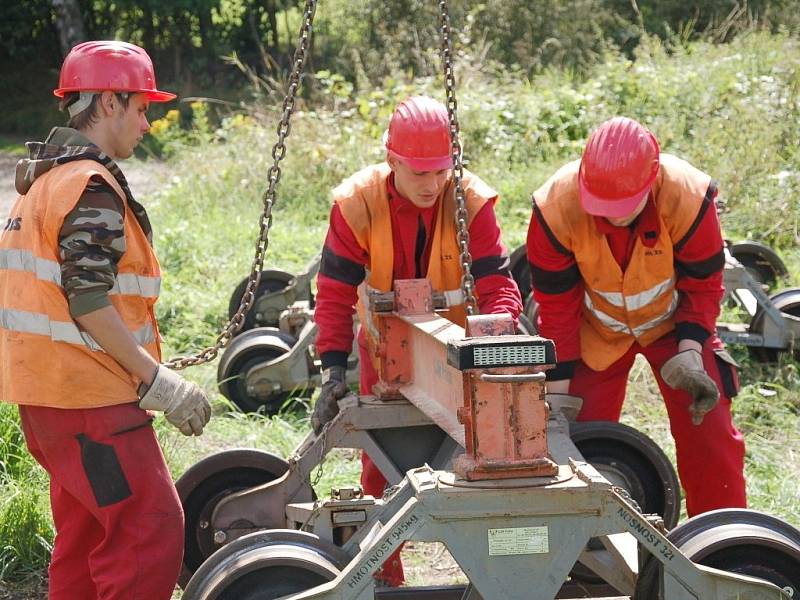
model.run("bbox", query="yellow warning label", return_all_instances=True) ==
[487,526,549,556]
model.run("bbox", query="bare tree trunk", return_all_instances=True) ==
[265,0,279,55]
[51,0,86,56]
[247,8,270,71]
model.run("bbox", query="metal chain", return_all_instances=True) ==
[165,0,318,369]
[438,0,477,315]
[309,425,328,489]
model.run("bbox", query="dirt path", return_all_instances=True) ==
[1,152,168,220]
[0,153,18,220]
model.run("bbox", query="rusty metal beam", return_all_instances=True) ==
[366,279,558,481]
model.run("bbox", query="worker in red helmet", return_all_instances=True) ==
[312,95,522,586]
[0,41,210,599]
[527,116,746,517]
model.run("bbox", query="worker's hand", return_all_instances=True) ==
[660,350,719,425]
[138,365,211,436]
[545,393,583,421]
[311,365,348,435]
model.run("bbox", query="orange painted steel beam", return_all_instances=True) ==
[367,279,558,481]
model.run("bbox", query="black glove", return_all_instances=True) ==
[311,365,348,434]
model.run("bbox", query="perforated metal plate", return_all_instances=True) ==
[447,336,556,370]
[473,344,547,366]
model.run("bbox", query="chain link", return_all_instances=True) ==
[166,0,472,367]
[164,0,318,369]
[309,425,328,489]
[438,0,477,316]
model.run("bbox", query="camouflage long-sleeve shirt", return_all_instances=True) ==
[14,127,153,317]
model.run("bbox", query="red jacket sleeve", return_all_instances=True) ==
[468,200,523,321]
[314,204,367,369]
[673,184,725,344]
[526,203,583,378]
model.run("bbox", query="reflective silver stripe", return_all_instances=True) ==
[131,322,156,346]
[624,277,674,311]
[50,319,103,350]
[110,273,161,297]
[584,292,632,334]
[0,248,61,285]
[594,289,624,308]
[0,307,155,350]
[0,248,160,297]
[585,289,679,338]
[632,291,678,337]
[592,277,674,311]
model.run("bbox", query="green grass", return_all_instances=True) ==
[1,28,799,589]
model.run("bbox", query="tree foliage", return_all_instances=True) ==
[1,0,799,131]
[3,0,799,77]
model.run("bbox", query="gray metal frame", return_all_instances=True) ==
[191,404,793,599]
[209,397,458,546]
[282,458,789,600]
[719,248,800,352]
[282,413,645,596]
[266,414,791,600]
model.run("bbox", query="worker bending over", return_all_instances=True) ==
[527,116,746,516]
[312,95,522,585]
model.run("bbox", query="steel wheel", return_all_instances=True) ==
[176,450,315,587]
[570,421,681,527]
[182,530,349,600]
[747,287,800,362]
[730,241,788,289]
[569,422,681,585]
[228,269,298,332]
[635,509,800,599]
[218,327,311,414]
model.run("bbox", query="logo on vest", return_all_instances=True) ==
[3,217,21,232]
[644,249,663,256]
[443,254,453,260]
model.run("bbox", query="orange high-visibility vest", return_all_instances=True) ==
[333,163,496,329]
[533,154,713,371]
[0,160,161,408]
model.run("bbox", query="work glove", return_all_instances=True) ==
[660,350,719,426]
[545,393,583,421]
[138,365,211,436]
[311,365,348,435]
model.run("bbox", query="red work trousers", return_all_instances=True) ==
[569,332,747,517]
[19,402,184,600]
[358,330,406,587]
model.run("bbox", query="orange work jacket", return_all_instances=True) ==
[332,162,496,330]
[533,154,712,371]
[0,160,161,408]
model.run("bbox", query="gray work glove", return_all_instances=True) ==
[660,349,719,426]
[311,365,348,435]
[545,393,583,421]
[139,365,211,436]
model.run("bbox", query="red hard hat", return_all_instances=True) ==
[579,117,660,218]
[54,41,175,102]
[385,96,453,171]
